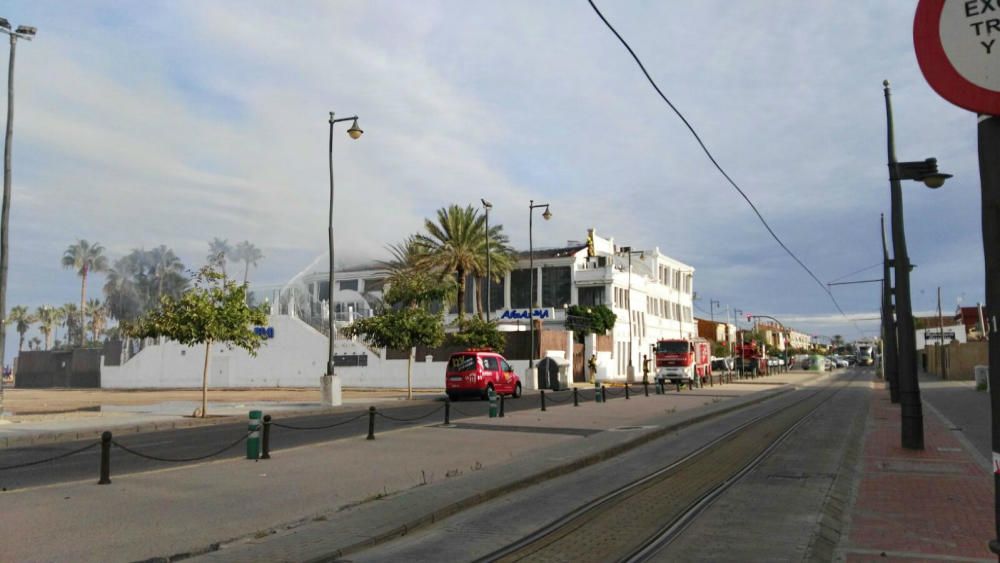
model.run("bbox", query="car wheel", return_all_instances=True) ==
[481,384,493,400]
[512,383,522,399]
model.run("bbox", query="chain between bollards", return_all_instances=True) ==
[540,390,547,412]
[367,406,376,440]
[99,431,112,485]
[262,415,271,459]
[573,387,579,406]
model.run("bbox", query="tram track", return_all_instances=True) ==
[477,370,862,563]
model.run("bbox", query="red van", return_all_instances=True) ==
[446,349,522,401]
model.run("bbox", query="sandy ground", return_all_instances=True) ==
[0,387,443,422]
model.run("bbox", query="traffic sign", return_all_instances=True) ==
[914,0,1000,115]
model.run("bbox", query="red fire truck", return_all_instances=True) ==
[653,337,712,386]
[734,339,768,376]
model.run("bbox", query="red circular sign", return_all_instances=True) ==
[914,0,1000,115]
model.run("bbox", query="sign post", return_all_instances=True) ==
[914,0,1000,553]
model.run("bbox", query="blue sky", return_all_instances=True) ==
[0,1,987,362]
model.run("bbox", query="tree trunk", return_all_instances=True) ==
[201,340,212,418]
[79,268,87,347]
[407,346,415,400]
[243,261,250,286]
[456,269,466,319]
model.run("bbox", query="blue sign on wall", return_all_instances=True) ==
[254,326,275,339]
[497,308,554,321]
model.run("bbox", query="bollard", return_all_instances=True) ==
[261,414,272,460]
[675,380,681,393]
[500,394,506,418]
[601,385,607,403]
[687,379,694,391]
[99,431,112,485]
[625,384,630,400]
[488,387,498,418]
[444,398,451,425]
[367,406,376,440]
[247,410,262,460]
[595,381,602,403]
[540,390,547,412]
[573,387,579,407]
[644,381,649,397]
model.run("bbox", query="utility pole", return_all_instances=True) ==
[881,214,900,403]
[938,286,946,378]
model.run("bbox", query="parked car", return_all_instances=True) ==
[446,348,522,401]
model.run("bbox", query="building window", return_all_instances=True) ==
[487,275,505,311]
[339,279,358,291]
[510,268,537,309]
[542,266,571,308]
[579,286,605,306]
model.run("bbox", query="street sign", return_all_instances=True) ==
[914,0,1000,115]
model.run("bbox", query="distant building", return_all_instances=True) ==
[954,305,989,341]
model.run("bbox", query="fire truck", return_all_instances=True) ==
[734,339,768,376]
[653,337,712,386]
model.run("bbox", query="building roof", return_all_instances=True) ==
[513,245,589,260]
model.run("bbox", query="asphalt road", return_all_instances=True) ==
[0,387,608,490]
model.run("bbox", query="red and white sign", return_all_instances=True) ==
[914,0,1000,115]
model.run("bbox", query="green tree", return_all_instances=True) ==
[124,267,268,417]
[448,316,505,350]
[61,240,109,346]
[566,304,617,341]
[60,303,80,347]
[147,245,186,304]
[6,305,34,353]
[233,241,264,285]
[86,299,108,344]
[207,238,231,279]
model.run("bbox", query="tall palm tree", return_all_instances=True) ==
[207,238,231,279]
[28,337,41,351]
[147,245,185,303]
[414,204,488,318]
[62,240,109,346]
[104,253,144,324]
[233,241,264,285]
[60,303,79,346]
[6,305,33,353]
[378,236,455,309]
[35,306,59,350]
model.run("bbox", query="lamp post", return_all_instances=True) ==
[880,213,900,403]
[883,80,951,450]
[621,246,635,382]
[0,19,34,414]
[481,199,493,322]
[323,111,363,407]
[528,200,551,372]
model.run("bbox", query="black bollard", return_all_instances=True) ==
[262,414,272,460]
[367,406,376,440]
[500,394,506,418]
[573,387,579,407]
[625,384,630,400]
[688,379,694,391]
[644,381,649,397]
[99,431,112,485]
[540,390,547,411]
[444,398,451,425]
[601,385,607,403]
[675,380,681,393]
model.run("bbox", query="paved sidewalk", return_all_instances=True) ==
[838,382,994,561]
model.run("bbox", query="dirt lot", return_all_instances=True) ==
[0,387,442,418]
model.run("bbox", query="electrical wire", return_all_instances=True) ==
[586,0,862,335]
[827,262,882,284]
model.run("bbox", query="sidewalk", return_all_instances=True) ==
[838,381,995,561]
[0,376,795,562]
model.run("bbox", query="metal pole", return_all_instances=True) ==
[976,114,1000,556]
[327,112,336,379]
[626,248,633,381]
[529,199,534,370]
[938,286,946,378]
[979,301,988,341]
[485,203,491,322]
[881,213,900,403]
[0,34,17,412]
[884,81,923,450]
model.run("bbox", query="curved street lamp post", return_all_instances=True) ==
[883,80,950,450]
[481,199,493,322]
[528,200,551,376]
[323,111,363,406]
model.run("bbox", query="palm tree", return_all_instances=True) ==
[28,337,41,351]
[233,241,264,285]
[207,238,231,279]
[60,303,79,346]
[378,236,455,309]
[147,245,185,303]
[36,306,59,350]
[86,299,108,344]
[414,204,489,318]
[62,240,109,346]
[104,254,144,324]
[6,305,33,353]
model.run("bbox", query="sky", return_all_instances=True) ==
[0,1,988,362]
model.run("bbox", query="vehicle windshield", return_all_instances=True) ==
[449,354,478,372]
[655,341,689,354]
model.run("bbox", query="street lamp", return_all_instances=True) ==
[883,80,950,450]
[481,198,493,322]
[620,246,636,382]
[880,213,900,404]
[0,18,35,414]
[324,111,363,406]
[528,200,551,372]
